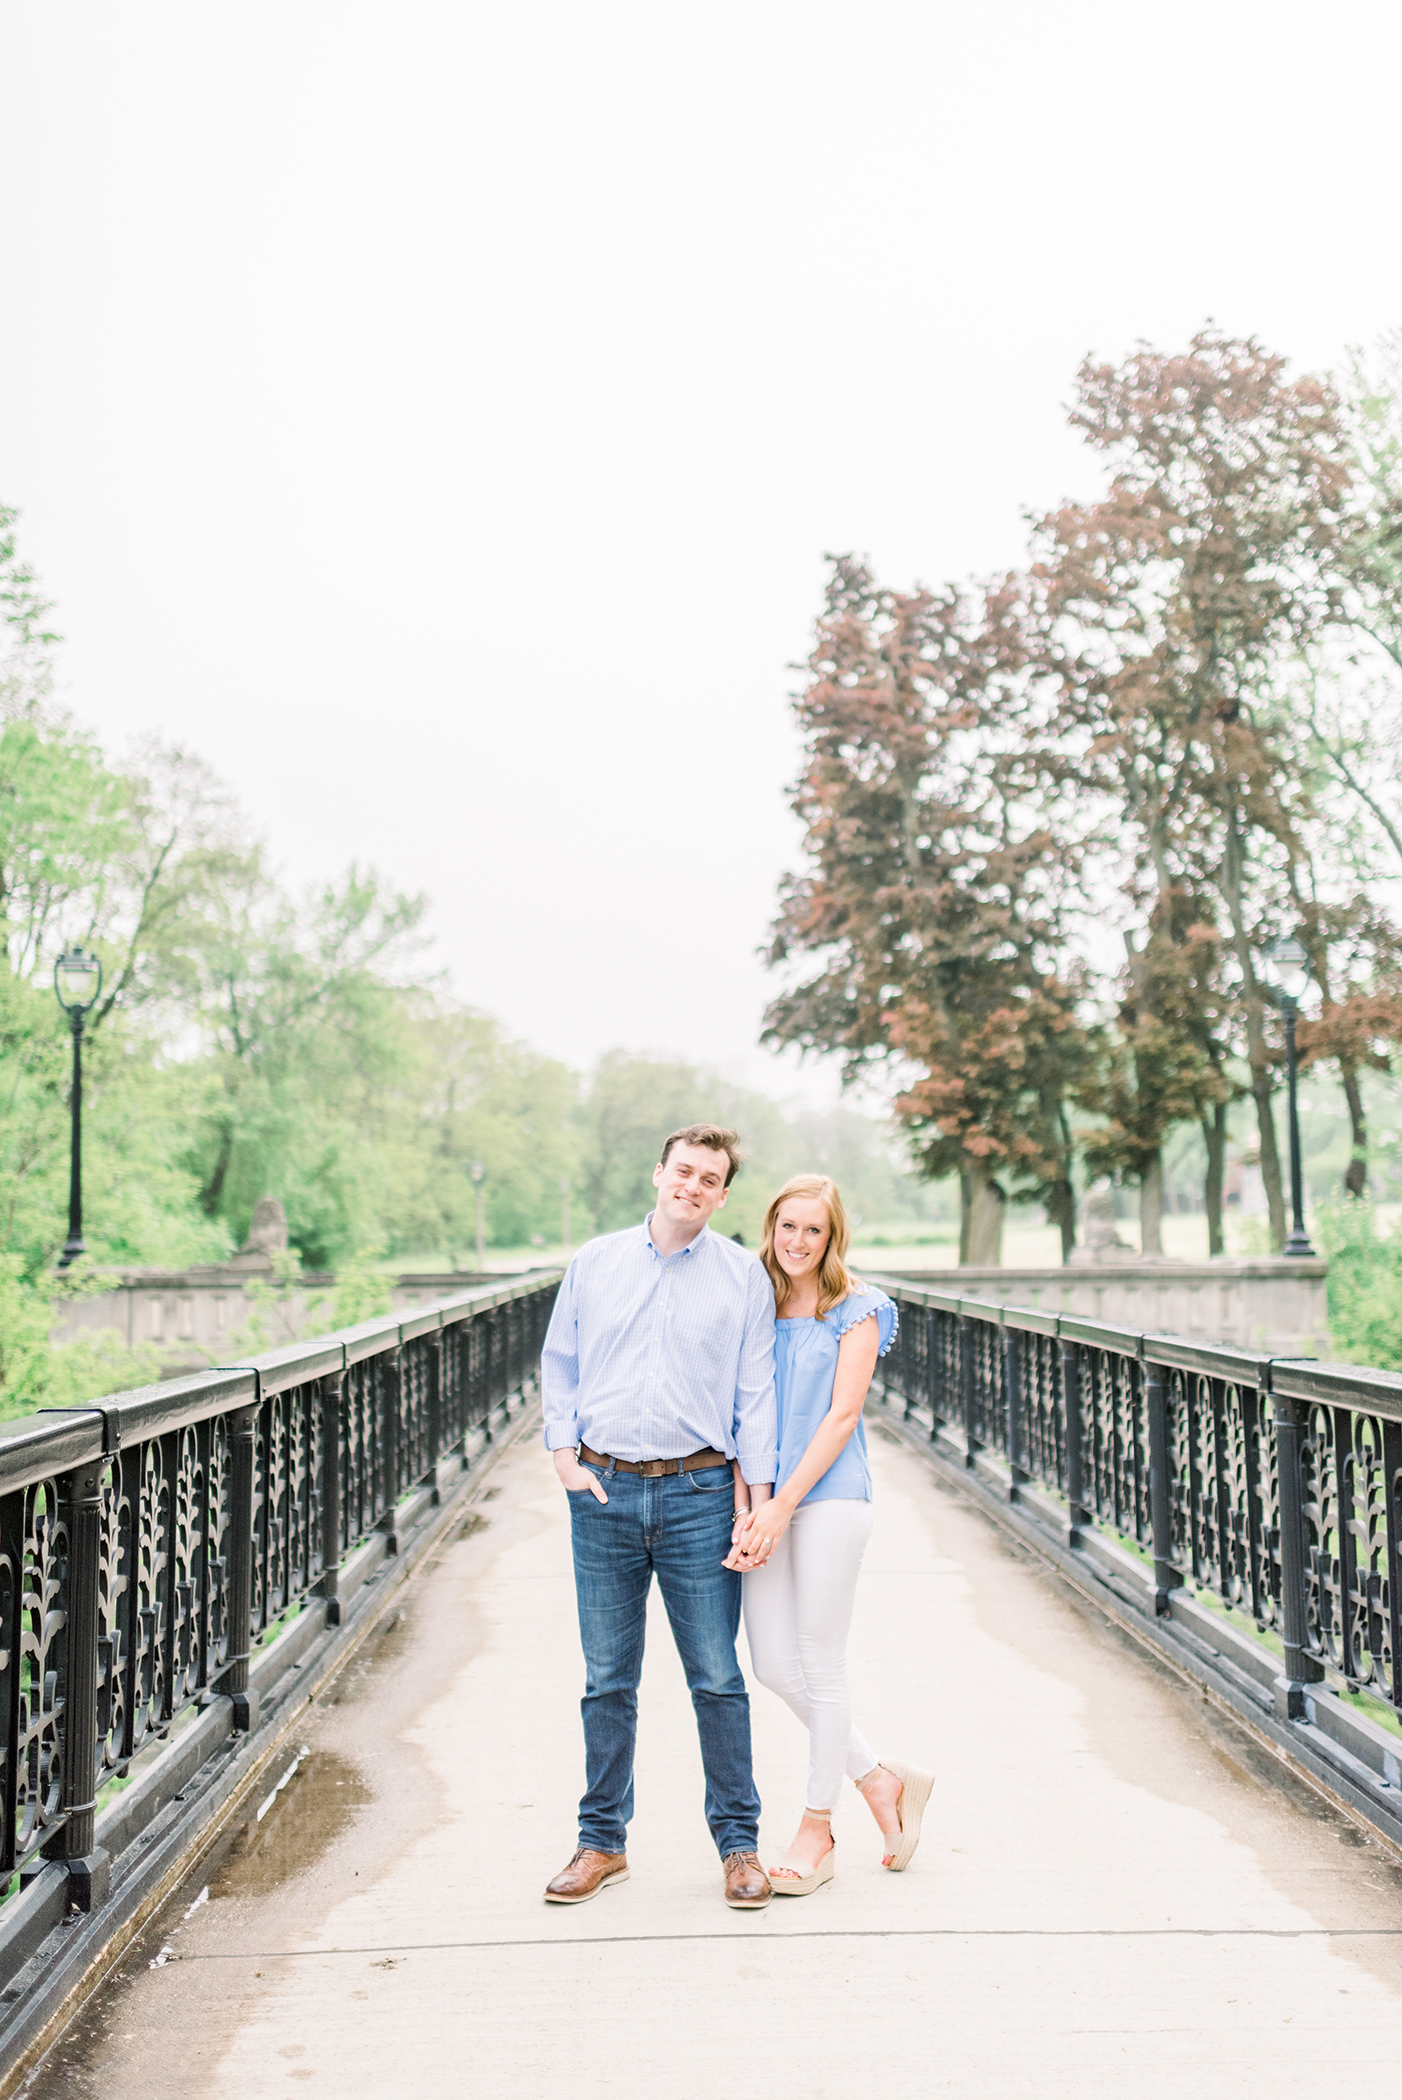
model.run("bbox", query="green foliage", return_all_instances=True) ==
[0,1256,166,1419]
[763,558,1092,1262]
[578,1051,941,1247]
[0,957,232,1277]
[1315,1200,1402,1369]
[0,510,943,1421]
[0,1254,51,1413]
[375,1008,578,1260]
[328,1247,392,1328]
[581,1053,722,1235]
[768,330,1402,1266]
[41,1328,167,1413]
[221,1249,312,1359]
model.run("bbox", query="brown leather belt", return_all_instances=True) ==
[579,1443,728,1478]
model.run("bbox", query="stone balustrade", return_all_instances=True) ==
[866,1256,1330,1358]
[51,1261,519,1375]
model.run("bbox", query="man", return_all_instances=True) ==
[541,1123,777,1910]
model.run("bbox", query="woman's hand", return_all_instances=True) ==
[727,1499,792,1570]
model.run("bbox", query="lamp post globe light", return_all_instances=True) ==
[1262,934,1315,1258]
[470,1159,486,1272]
[53,944,103,1269]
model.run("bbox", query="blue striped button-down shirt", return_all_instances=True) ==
[540,1218,779,1484]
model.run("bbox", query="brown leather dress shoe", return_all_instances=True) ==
[722,1849,772,1909]
[544,1847,630,1904]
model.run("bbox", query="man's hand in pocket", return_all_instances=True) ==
[553,1448,609,1503]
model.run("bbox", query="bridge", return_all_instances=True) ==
[2,1273,1402,2094]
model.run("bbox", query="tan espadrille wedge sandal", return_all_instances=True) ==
[872,1760,933,1872]
[768,1814,835,1897]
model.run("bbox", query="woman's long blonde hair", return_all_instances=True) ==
[760,1174,862,1320]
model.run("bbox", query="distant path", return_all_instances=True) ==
[26,1420,1402,2098]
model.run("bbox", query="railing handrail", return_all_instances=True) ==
[863,1270,1401,1422]
[5,1269,563,1495]
[863,1264,1402,1865]
[0,1263,565,2075]
[867,1265,1402,1739]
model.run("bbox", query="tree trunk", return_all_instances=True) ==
[1046,1176,1075,1263]
[1051,1102,1076,1263]
[1342,1061,1368,1198]
[200,1120,235,1216]
[1219,812,1286,1252]
[960,1161,1006,1266]
[1139,1150,1164,1255]
[1201,1102,1226,1256]
[1248,1055,1286,1252]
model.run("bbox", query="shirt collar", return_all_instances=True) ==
[643,1212,709,1261]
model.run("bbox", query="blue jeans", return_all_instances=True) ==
[568,1459,759,1858]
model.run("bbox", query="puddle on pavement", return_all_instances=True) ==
[320,1604,415,1709]
[207,1749,372,1902]
[457,1510,489,1539]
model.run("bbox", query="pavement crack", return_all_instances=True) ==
[171,1925,1402,1960]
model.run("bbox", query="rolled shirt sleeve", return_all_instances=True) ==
[540,1262,582,1452]
[732,1259,779,1485]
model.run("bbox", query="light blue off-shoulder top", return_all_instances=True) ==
[774,1286,899,1507]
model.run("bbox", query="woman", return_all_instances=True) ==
[731,1174,932,1894]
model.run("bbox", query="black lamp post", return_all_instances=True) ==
[54,944,103,1269]
[471,1159,486,1271]
[1263,935,1315,1258]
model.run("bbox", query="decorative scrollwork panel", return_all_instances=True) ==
[399,1337,432,1486]
[0,1272,561,1935]
[340,1358,387,1554]
[1302,1404,1344,1672]
[97,1457,131,1773]
[124,1438,170,1757]
[8,1482,68,1873]
[1247,1387,1280,1631]
[168,1424,206,1708]
[930,1312,960,1428]
[1020,1333,1064,1492]
[0,1505,16,1870]
[1340,1411,1392,1698]
[970,1323,1004,1453]
[1188,1374,1225,1594]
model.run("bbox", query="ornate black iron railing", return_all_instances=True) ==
[869,1278,1402,1724]
[0,1272,559,1920]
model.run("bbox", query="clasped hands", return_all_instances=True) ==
[723,1490,787,1573]
[553,1449,787,1571]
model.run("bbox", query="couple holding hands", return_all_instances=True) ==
[540,1122,932,1910]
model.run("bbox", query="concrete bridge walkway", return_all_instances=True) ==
[24,1418,1402,2099]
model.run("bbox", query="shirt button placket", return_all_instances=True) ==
[644,1258,665,1461]
[656,1261,672,1459]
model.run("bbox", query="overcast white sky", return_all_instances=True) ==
[1,2,1399,1097]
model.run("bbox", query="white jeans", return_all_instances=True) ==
[742,1498,877,1813]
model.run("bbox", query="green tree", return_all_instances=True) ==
[576,1050,932,1248]
[381,1006,578,1258]
[1038,330,1354,1250]
[765,557,1093,1264]
[162,863,427,1265]
[0,518,234,1282]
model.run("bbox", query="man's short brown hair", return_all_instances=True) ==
[659,1124,744,1187]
